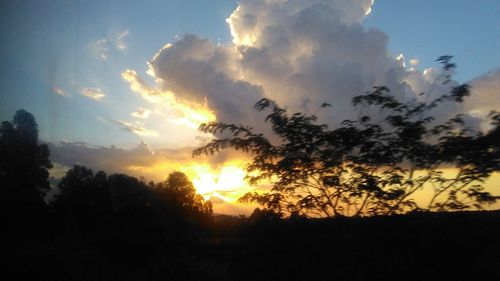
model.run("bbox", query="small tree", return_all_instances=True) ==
[194,57,499,217]
[154,171,213,217]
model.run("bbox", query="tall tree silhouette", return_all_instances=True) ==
[194,57,499,217]
[0,109,52,222]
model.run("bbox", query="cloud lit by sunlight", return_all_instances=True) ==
[53,87,69,97]
[226,6,256,47]
[89,38,108,60]
[131,107,152,119]
[365,0,375,15]
[409,58,419,66]
[127,159,252,204]
[111,120,159,137]
[116,30,130,51]
[121,69,216,129]
[81,87,105,101]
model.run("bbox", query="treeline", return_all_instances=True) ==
[1,110,220,279]
[51,167,213,259]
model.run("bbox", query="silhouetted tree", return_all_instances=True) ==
[149,172,214,235]
[248,208,282,223]
[0,109,52,223]
[51,165,111,232]
[155,171,213,215]
[194,57,499,217]
[102,171,213,261]
[108,173,150,213]
[50,167,214,260]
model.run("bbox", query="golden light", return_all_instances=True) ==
[185,164,248,202]
[226,6,257,47]
[404,169,500,210]
[122,69,217,129]
[127,160,251,202]
[167,101,216,129]
[365,0,375,15]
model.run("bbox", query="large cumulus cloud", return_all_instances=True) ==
[230,0,401,117]
[122,0,496,134]
[146,35,265,123]
[467,69,500,115]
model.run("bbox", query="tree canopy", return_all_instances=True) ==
[52,165,212,232]
[152,171,213,218]
[194,57,500,217]
[0,109,53,218]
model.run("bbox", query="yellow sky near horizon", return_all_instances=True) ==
[125,156,500,216]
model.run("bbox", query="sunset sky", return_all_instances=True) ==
[1,0,499,214]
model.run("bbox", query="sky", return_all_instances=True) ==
[1,0,499,214]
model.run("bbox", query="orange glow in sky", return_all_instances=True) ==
[128,159,252,204]
[182,162,254,204]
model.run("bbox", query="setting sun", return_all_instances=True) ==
[127,158,250,203]
[186,164,248,201]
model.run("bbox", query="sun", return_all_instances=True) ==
[126,160,251,203]
[186,164,248,202]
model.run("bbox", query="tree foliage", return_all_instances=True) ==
[52,166,212,232]
[194,57,500,217]
[152,171,213,218]
[0,109,53,218]
[52,165,111,229]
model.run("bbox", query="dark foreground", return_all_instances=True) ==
[3,211,500,281]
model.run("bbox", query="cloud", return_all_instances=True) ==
[364,0,375,15]
[131,107,152,119]
[88,30,129,60]
[116,0,494,136]
[465,68,500,129]
[121,69,216,129]
[115,30,129,51]
[111,120,159,137]
[89,38,108,60]
[81,87,105,101]
[139,35,265,124]
[52,87,69,97]
[48,141,157,178]
[124,0,448,133]
[467,68,500,114]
